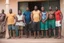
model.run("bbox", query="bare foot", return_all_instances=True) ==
[57,36,61,39]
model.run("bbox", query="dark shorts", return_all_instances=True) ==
[32,22,40,31]
[8,25,15,30]
[25,23,32,31]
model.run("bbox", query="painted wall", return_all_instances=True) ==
[60,0,64,36]
[0,0,6,13]
[9,0,18,14]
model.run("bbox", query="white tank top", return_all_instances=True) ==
[17,14,23,21]
[16,14,25,26]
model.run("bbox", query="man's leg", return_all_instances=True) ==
[41,30,44,38]
[33,22,36,38]
[57,27,61,39]
[46,30,48,37]
[40,22,44,38]
[20,27,23,38]
[48,20,52,37]
[12,25,16,38]
[8,25,12,38]
[34,31,36,38]
[52,19,56,38]
[25,24,29,38]
[37,22,40,38]
[12,30,15,38]
[15,26,19,37]
[9,30,12,38]
[45,21,48,37]
[49,29,51,37]
[19,30,21,38]
[37,31,40,38]
[29,31,31,37]
[29,23,32,37]
[21,30,23,38]
[53,29,56,38]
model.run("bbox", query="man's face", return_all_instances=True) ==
[49,7,52,11]
[18,10,21,15]
[2,9,4,13]
[34,6,38,10]
[41,7,44,11]
[26,7,29,11]
[9,9,12,14]
[55,7,58,11]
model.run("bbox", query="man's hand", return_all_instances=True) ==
[42,20,45,23]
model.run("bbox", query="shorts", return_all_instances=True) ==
[32,22,40,31]
[0,22,5,32]
[15,25,23,30]
[40,20,48,30]
[25,23,31,31]
[48,19,55,29]
[8,25,15,30]
[56,20,61,27]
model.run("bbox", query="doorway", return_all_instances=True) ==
[28,2,41,11]
[18,0,60,13]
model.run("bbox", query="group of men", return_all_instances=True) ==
[0,6,63,39]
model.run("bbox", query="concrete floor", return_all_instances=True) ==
[0,25,64,43]
[0,37,64,43]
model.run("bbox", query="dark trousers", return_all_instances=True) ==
[32,22,40,31]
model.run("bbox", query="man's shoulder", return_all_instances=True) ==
[38,10,40,12]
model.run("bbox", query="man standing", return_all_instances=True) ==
[23,7,31,38]
[40,7,48,38]
[55,7,63,39]
[48,6,56,38]
[31,6,41,38]
[16,10,25,38]
[0,9,6,38]
[6,9,16,38]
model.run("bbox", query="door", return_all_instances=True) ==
[28,2,41,11]
[18,2,28,14]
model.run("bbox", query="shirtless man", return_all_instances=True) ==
[0,9,6,38]
[48,7,56,38]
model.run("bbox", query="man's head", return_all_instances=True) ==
[34,6,38,10]
[9,9,12,14]
[26,7,29,11]
[1,9,4,14]
[18,10,22,15]
[55,7,58,11]
[49,6,52,11]
[41,6,45,11]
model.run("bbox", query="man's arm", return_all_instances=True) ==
[44,12,48,22]
[60,12,63,20]
[22,15,25,23]
[39,12,42,21]
[31,12,33,21]
[3,14,6,24]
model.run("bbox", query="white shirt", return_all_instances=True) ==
[16,14,25,26]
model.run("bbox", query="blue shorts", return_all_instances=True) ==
[8,25,15,30]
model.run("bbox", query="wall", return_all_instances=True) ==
[0,0,64,36]
[60,0,64,36]
[9,0,18,14]
[18,0,47,2]
[0,0,6,13]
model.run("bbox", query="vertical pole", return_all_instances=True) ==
[5,0,9,39]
